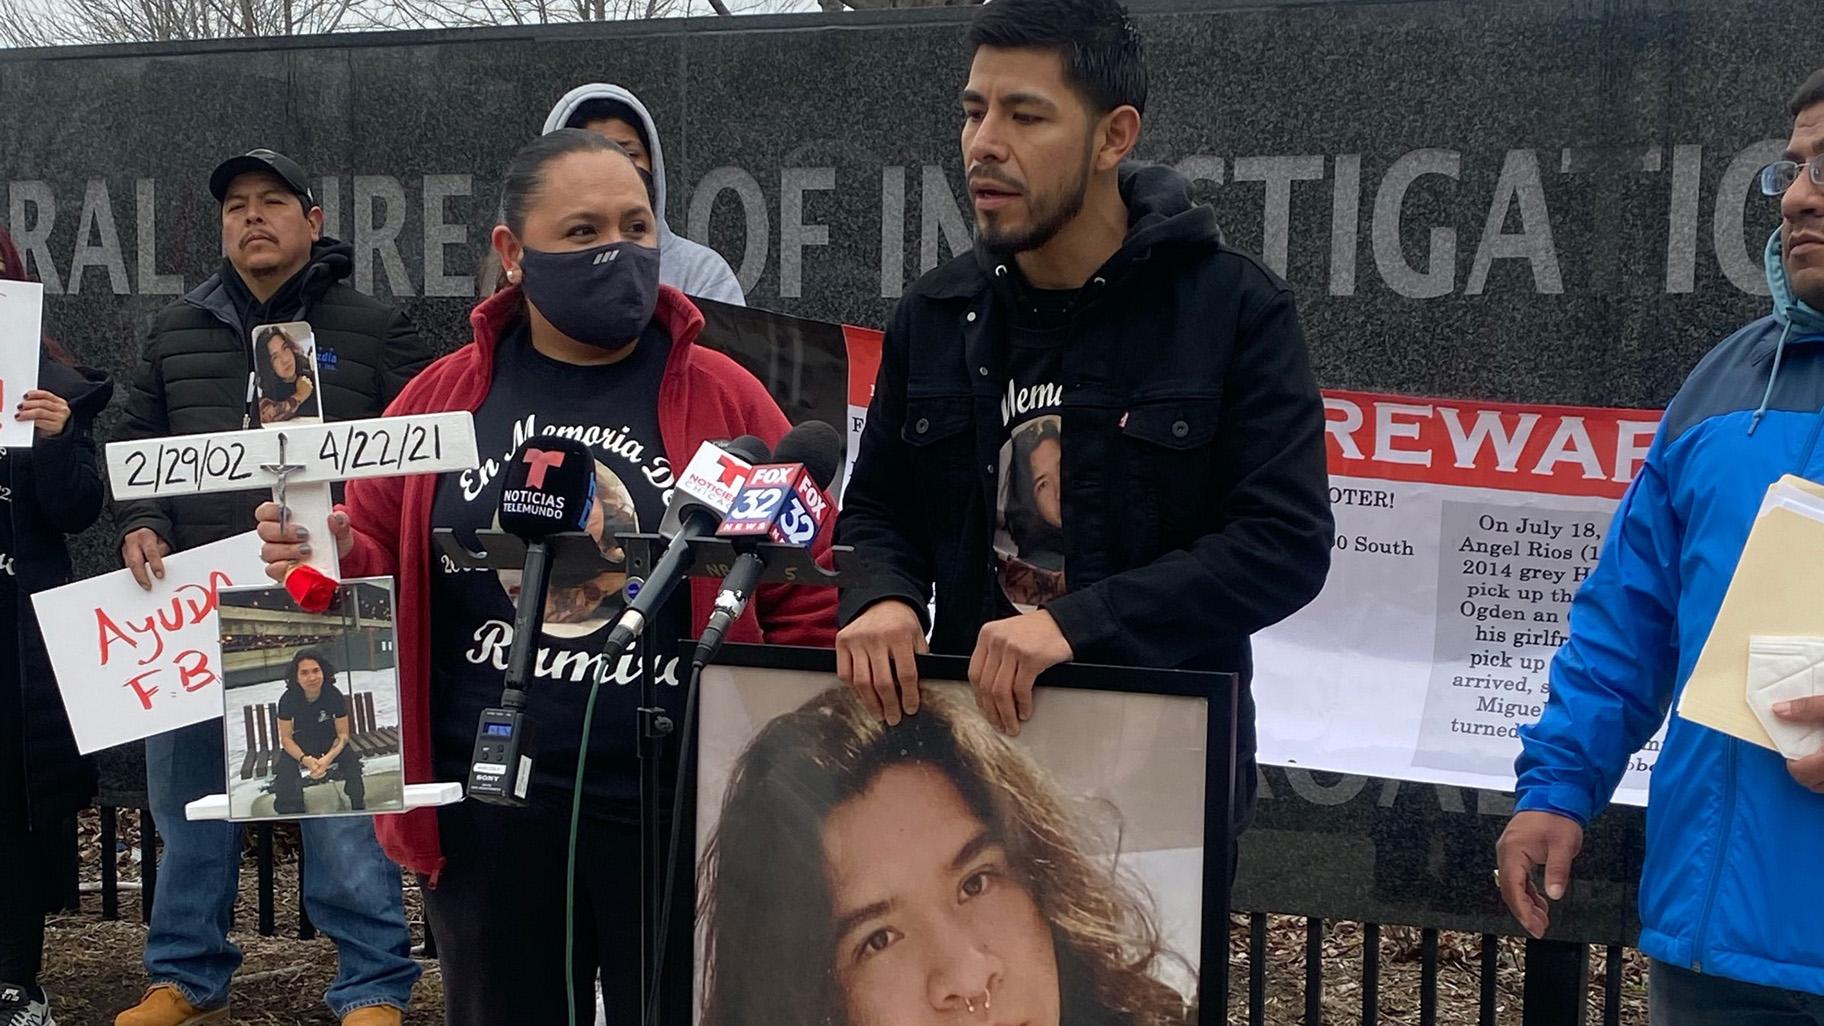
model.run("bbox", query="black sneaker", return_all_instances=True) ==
[0,983,54,1026]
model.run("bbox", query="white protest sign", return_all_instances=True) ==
[0,280,44,449]
[32,532,271,753]
[105,410,479,578]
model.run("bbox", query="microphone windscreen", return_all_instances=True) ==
[773,420,844,489]
[722,434,771,465]
[497,435,596,540]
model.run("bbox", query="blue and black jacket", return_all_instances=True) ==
[1517,228,1824,992]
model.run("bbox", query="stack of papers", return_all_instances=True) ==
[1680,475,1824,758]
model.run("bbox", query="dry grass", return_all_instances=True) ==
[41,810,443,1026]
[42,811,1648,1026]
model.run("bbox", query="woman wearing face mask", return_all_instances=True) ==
[254,129,836,1025]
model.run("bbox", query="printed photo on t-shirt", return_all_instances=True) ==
[995,413,1067,611]
[216,578,404,822]
[496,457,643,639]
[252,321,323,426]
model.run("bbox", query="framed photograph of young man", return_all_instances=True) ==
[692,645,1236,1026]
[217,577,405,821]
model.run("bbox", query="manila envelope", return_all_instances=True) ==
[1679,475,1824,751]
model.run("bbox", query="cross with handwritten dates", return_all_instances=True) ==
[106,410,480,577]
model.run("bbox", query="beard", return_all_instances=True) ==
[976,154,1093,256]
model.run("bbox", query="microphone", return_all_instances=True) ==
[694,420,843,668]
[639,423,839,1026]
[595,434,770,665]
[469,435,596,806]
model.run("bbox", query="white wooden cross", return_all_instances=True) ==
[106,410,480,577]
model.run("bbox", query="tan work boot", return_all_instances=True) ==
[342,1007,404,1026]
[114,985,228,1026]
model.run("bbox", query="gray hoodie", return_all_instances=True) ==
[543,83,747,307]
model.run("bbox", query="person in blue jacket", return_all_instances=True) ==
[1499,68,1824,1021]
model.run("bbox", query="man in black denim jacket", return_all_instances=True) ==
[834,0,1334,829]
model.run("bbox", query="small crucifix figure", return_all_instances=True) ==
[260,431,311,545]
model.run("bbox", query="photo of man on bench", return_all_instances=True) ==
[220,578,406,820]
[273,649,364,814]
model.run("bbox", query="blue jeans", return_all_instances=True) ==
[1652,961,1824,1025]
[144,719,420,1017]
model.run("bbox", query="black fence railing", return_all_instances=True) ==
[1230,912,1630,1026]
[78,801,1634,1024]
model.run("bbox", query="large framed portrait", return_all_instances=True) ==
[692,645,1237,1026]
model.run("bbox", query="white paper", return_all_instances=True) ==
[31,532,271,753]
[1746,636,1824,760]
[0,280,44,449]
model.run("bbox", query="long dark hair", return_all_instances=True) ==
[257,324,313,399]
[697,686,1190,1026]
[284,648,337,692]
[0,224,72,365]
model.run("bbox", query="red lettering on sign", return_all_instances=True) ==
[125,670,160,711]
[96,608,136,667]
[175,650,217,693]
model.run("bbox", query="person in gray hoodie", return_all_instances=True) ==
[542,82,747,306]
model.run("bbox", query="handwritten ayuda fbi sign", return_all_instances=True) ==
[32,533,270,753]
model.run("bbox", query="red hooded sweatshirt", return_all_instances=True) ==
[340,285,837,883]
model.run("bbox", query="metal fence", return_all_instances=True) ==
[1231,914,1626,1026]
[77,803,1627,1025]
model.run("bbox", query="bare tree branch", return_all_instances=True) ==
[0,0,822,46]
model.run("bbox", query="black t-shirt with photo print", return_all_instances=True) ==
[277,682,350,758]
[429,319,689,822]
[994,276,1085,614]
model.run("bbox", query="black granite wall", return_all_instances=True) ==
[5,0,1814,943]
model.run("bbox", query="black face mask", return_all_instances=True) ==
[517,240,661,350]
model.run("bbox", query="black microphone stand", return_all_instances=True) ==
[634,578,671,1026]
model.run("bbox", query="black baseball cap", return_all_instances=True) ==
[209,148,317,206]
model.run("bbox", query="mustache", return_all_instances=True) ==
[968,164,1025,192]
[240,229,277,247]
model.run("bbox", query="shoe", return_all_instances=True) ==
[0,982,55,1026]
[342,1007,403,1026]
[114,985,227,1026]
[350,796,366,811]
[272,798,306,815]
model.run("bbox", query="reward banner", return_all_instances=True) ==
[1253,391,1666,806]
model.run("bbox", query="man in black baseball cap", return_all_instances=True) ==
[208,148,317,207]
[112,144,430,1026]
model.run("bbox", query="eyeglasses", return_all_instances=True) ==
[1760,155,1824,196]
